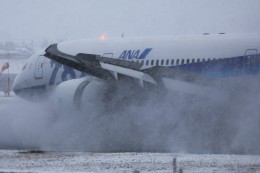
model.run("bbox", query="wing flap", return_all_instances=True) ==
[100,62,157,85]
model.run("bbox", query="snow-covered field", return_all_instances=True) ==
[0,150,260,173]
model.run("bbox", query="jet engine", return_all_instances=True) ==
[49,76,155,113]
[50,77,109,112]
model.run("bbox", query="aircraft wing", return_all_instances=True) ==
[45,44,157,86]
[45,44,208,87]
[45,44,209,86]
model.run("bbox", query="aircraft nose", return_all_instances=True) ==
[12,86,21,96]
[12,83,18,94]
[12,75,23,96]
[12,72,30,97]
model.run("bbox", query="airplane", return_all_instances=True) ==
[12,33,260,107]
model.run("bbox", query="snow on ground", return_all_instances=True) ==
[0,150,260,173]
[0,96,260,173]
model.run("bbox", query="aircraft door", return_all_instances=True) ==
[243,49,257,73]
[34,55,45,79]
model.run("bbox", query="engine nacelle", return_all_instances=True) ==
[50,77,107,112]
[49,76,156,114]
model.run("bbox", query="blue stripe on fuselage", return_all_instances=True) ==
[172,54,260,78]
[138,48,153,59]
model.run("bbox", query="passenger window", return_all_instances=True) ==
[192,59,195,63]
[187,59,190,64]
[202,58,205,62]
[197,59,200,63]
[146,60,149,66]
[156,60,159,66]
[161,59,164,65]
[171,59,174,65]
[176,59,179,65]
[208,58,210,61]
[166,59,169,65]
[181,59,184,64]
[151,60,154,66]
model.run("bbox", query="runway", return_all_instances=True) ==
[0,150,260,173]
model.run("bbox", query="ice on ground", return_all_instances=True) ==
[0,150,260,173]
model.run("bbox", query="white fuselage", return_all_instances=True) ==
[58,33,260,68]
[12,33,260,99]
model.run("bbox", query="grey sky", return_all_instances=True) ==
[0,0,260,42]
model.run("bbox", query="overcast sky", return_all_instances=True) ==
[0,0,260,42]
